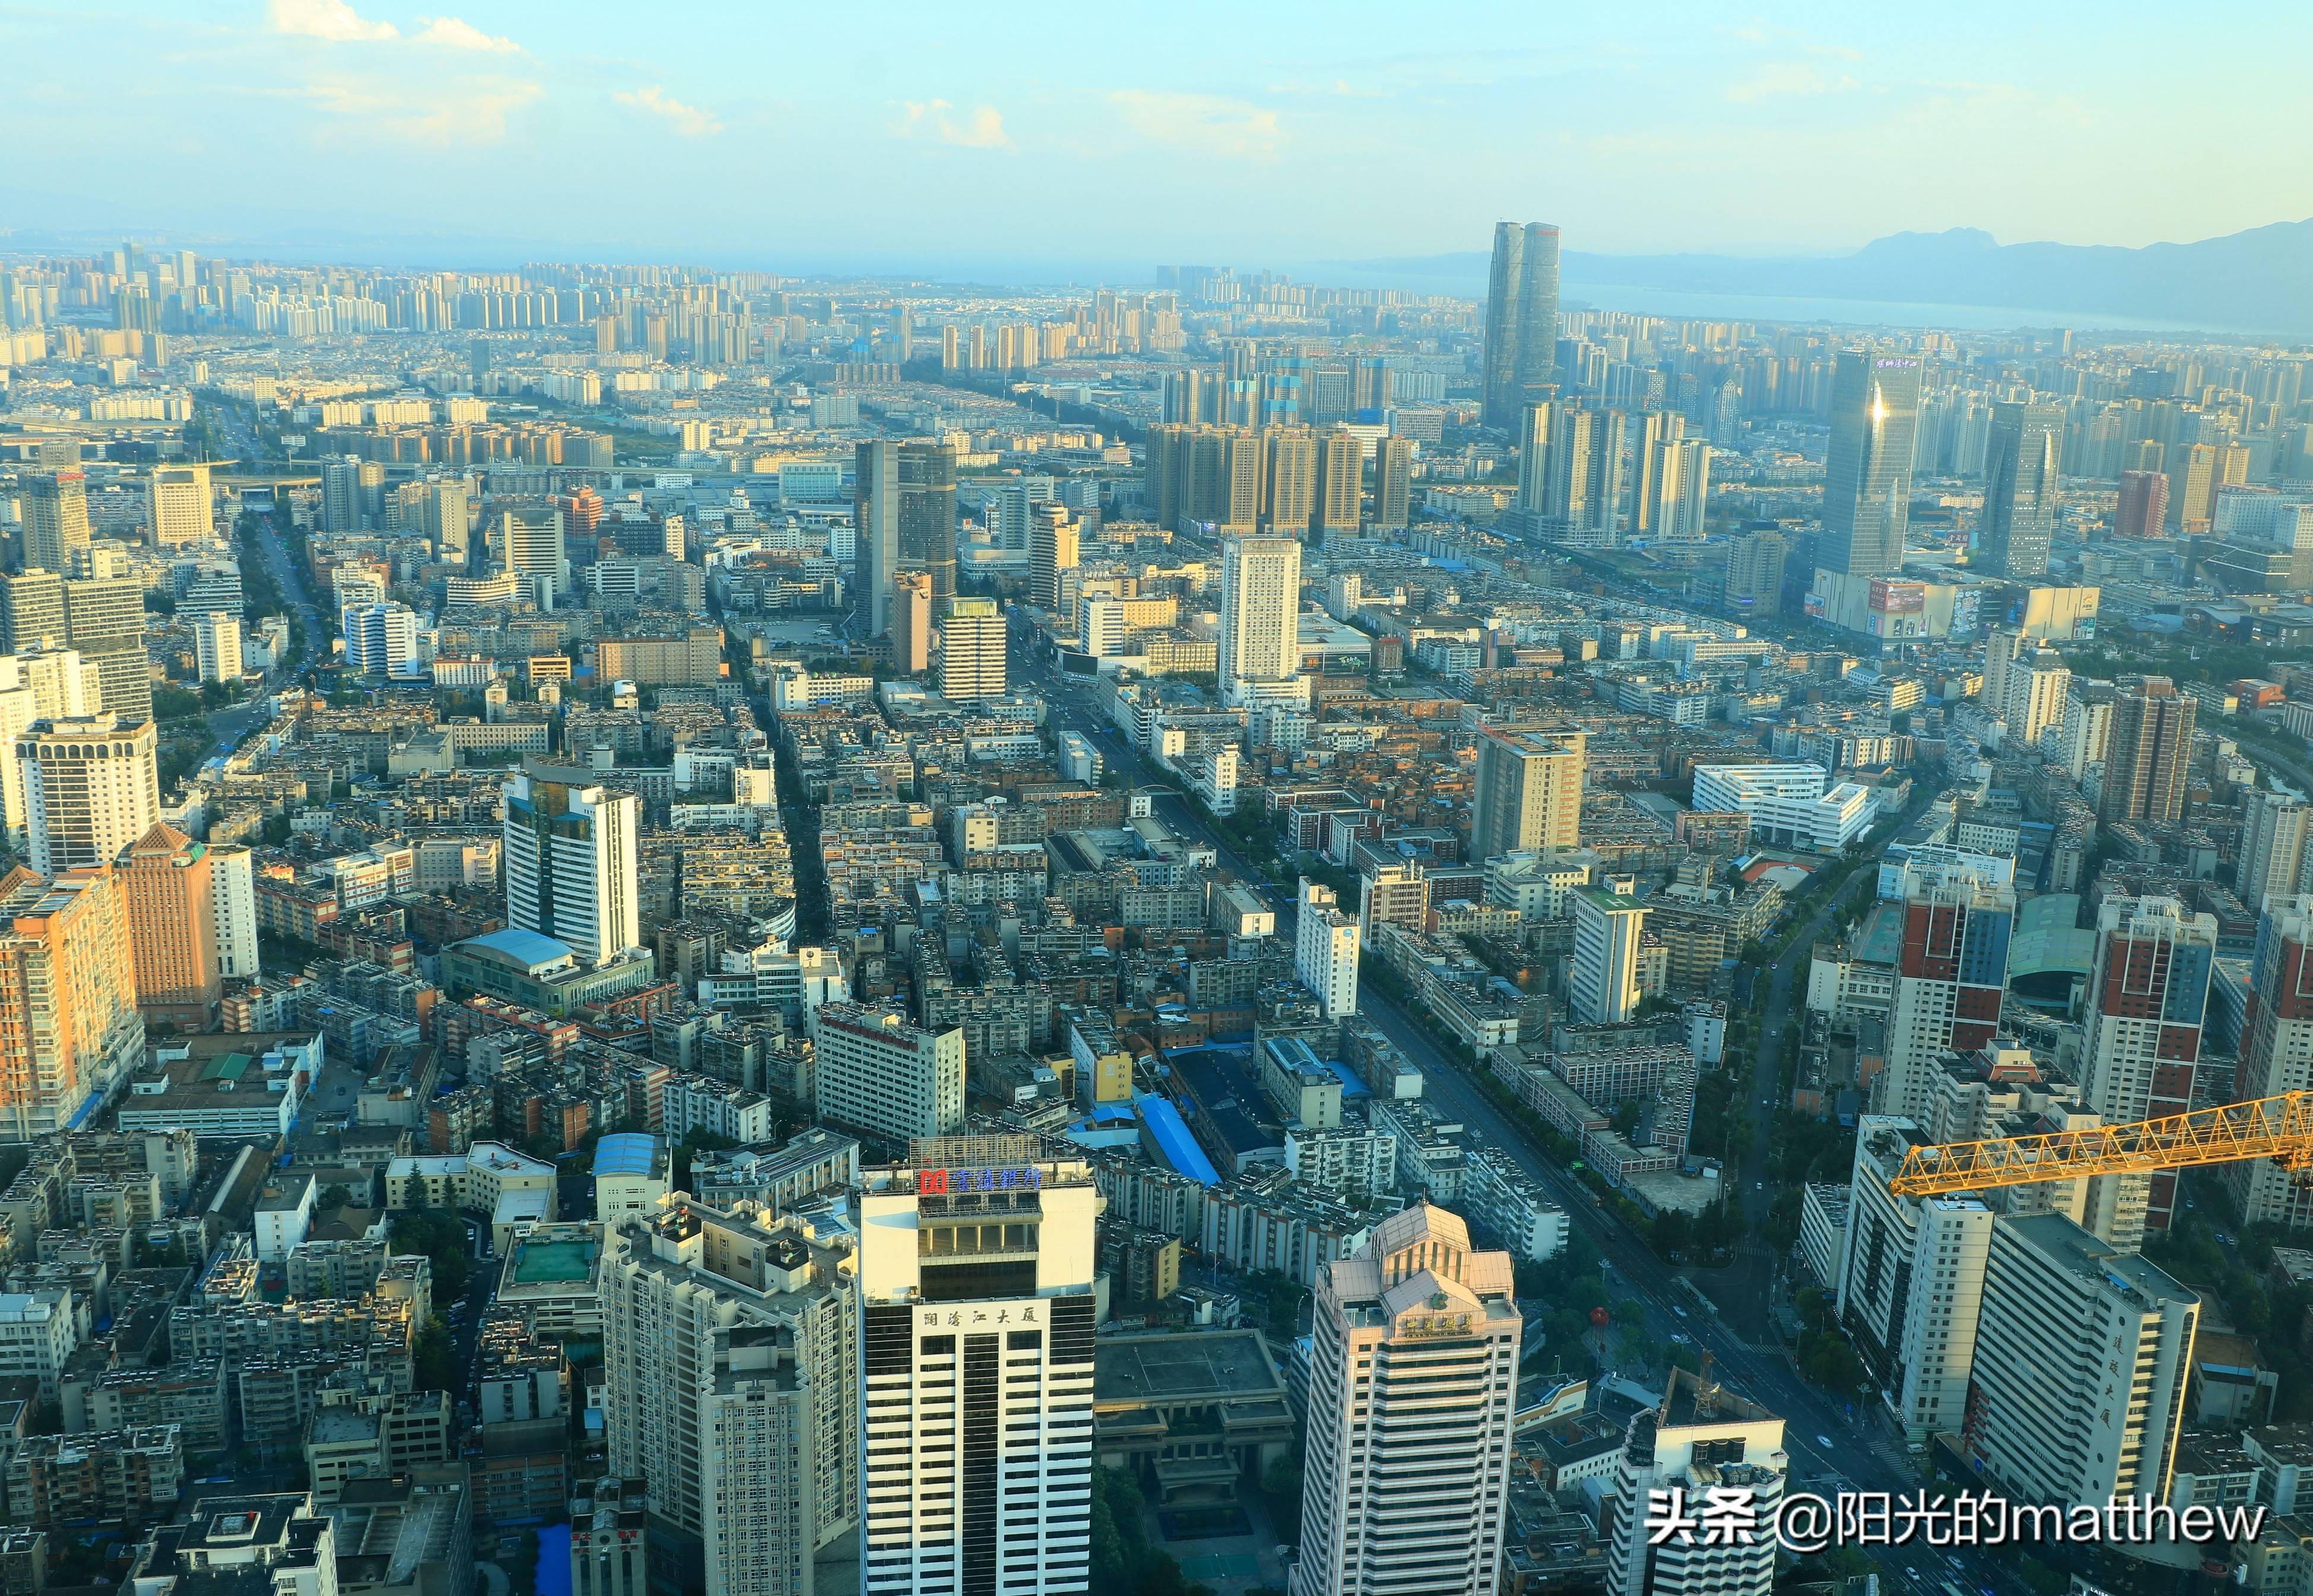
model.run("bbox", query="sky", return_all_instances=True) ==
[5,0,2312,280]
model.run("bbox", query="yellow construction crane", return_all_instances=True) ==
[1888,1090,2313,1197]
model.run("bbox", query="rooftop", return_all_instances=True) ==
[1094,1328,1286,1406]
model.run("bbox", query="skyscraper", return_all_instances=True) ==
[1630,411,1685,536]
[1979,401,2063,578]
[1724,529,1788,616]
[17,714,160,877]
[890,571,933,675]
[1481,221,1560,430]
[1468,728,1585,861]
[855,1138,1099,1596]
[2115,468,2168,538]
[500,507,569,606]
[0,570,66,655]
[1543,407,1626,538]
[341,602,418,677]
[2226,896,2313,1228]
[855,440,901,637]
[1312,429,1363,541]
[1026,504,1077,613]
[502,763,641,967]
[63,572,151,726]
[898,441,960,608]
[2098,677,2195,826]
[1217,533,1304,707]
[146,464,212,549]
[1602,1368,1786,1596]
[1370,436,1412,531]
[1879,877,2015,1120]
[936,598,1005,700]
[21,471,91,576]
[2077,894,2214,1245]
[1642,436,1712,540]
[1570,887,1646,1024]
[1294,878,1359,1019]
[118,821,219,1030]
[1294,1204,1521,1596]
[2238,789,2313,912]
[0,863,145,1138]
[1820,350,1922,578]
[1259,427,1317,534]
[1512,402,1551,518]
[321,456,365,535]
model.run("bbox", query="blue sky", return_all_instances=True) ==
[5,0,2311,277]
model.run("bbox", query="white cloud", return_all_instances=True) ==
[890,99,1013,150]
[268,0,398,42]
[304,75,540,143]
[1726,62,1861,103]
[614,85,722,138]
[1108,90,1281,160]
[413,16,521,53]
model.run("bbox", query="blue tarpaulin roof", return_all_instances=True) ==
[1135,1093,1219,1187]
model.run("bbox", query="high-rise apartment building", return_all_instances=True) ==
[342,602,418,677]
[937,598,1005,700]
[1999,643,2070,747]
[1259,428,1317,534]
[146,464,212,548]
[2115,468,2168,538]
[193,611,243,684]
[807,1003,964,1144]
[1513,403,1550,518]
[1358,861,1428,943]
[21,472,91,576]
[17,714,160,878]
[855,1138,1099,1596]
[209,842,259,980]
[1294,878,1359,1020]
[1217,533,1304,707]
[1481,221,1560,430]
[2098,677,2195,825]
[0,570,67,655]
[1468,728,1585,861]
[2239,790,2313,912]
[60,573,148,725]
[118,822,219,1030]
[2058,680,2115,781]
[1294,1204,1521,1596]
[856,440,902,638]
[1602,1368,1786,1596]
[1879,878,2014,1121]
[1570,888,1646,1024]
[1542,407,1626,538]
[502,764,641,967]
[1962,1213,2197,1508]
[1820,351,1921,578]
[2168,439,2248,533]
[2077,894,2214,1245]
[1639,436,1711,541]
[500,507,569,605]
[1980,401,2063,578]
[2226,896,2313,1227]
[0,864,145,1138]
[600,1200,859,1596]
[1724,529,1788,617]
[1026,504,1077,613]
[322,456,366,534]
[1630,411,1685,535]
[418,477,471,563]
[1312,430,1363,540]
[1370,436,1412,531]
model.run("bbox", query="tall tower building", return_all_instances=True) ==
[1259,428,1316,534]
[420,477,471,563]
[1963,1213,2197,1508]
[1879,878,2015,1121]
[1642,436,1712,540]
[600,1200,859,1596]
[146,464,212,548]
[118,822,218,1029]
[2077,894,2214,1245]
[208,842,259,980]
[1980,401,2063,578]
[18,714,160,878]
[2098,677,2195,826]
[890,572,934,676]
[807,1002,964,1145]
[1026,504,1078,613]
[855,1138,1099,1596]
[2227,896,2313,1227]
[1820,350,1922,578]
[502,763,641,967]
[0,864,146,1139]
[1468,728,1585,861]
[1294,1204,1522,1596]
[193,611,243,684]
[2115,468,2168,538]
[63,572,151,725]
[1543,407,1626,538]
[1601,1367,1786,1596]
[1217,534,1305,707]
[341,602,418,677]
[2238,790,2313,912]
[500,507,569,606]
[1630,411,1684,535]
[1570,887,1646,1024]
[1723,529,1788,616]
[1312,430,1363,540]
[855,440,902,638]
[0,570,67,655]
[1481,221,1560,430]
[936,598,1005,700]
[2058,680,2115,781]
[1294,878,1359,1019]
[321,456,365,535]
[1370,436,1413,531]
[1513,403,1550,517]
[897,442,960,608]
[1999,643,2070,747]
[21,472,91,576]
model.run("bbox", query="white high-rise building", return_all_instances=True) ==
[1603,1368,1788,1596]
[145,464,212,548]
[208,843,259,979]
[341,602,417,677]
[600,1200,859,1596]
[2057,685,2115,781]
[502,764,640,967]
[936,597,1005,699]
[501,507,569,606]
[2000,643,2070,747]
[1293,1204,1522,1596]
[1295,878,1359,1018]
[2239,789,2313,912]
[1218,533,1306,708]
[856,1138,1099,1596]
[1569,887,1645,1024]
[18,714,160,877]
[1964,1212,2198,1508]
[1076,594,1126,658]
[807,1002,964,1144]
[193,611,242,684]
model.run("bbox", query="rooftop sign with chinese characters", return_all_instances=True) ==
[919,1166,1044,1195]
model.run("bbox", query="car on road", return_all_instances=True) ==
[1817,1435,1834,1448]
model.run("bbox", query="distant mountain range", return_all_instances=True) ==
[1351,220,2313,333]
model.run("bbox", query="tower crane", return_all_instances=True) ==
[1887,1089,2313,1197]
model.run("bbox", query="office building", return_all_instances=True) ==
[2169,440,2248,534]
[1879,878,2015,1121]
[210,843,259,980]
[61,573,148,725]
[342,602,418,677]
[1077,594,1126,659]
[937,598,1005,700]
[1313,430,1363,540]
[898,442,960,608]
[1217,533,1305,707]
[502,764,641,967]
[193,611,242,684]
[0,864,146,1138]
[145,465,211,548]
[807,1003,964,1144]
[2099,677,2195,826]
[119,822,219,1030]
[1980,402,2063,578]
[18,715,160,877]
[500,507,567,606]
[890,571,933,676]
[1295,878,1359,1020]
[418,475,471,562]
[2077,895,2214,1245]
[1027,504,1078,613]
[1820,350,1921,578]
[1481,221,1560,430]
[21,472,90,576]
[0,571,66,656]
[322,456,366,534]
[1370,436,1412,531]
[600,1201,859,1596]
[2227,897,2313,1227]
[1601,1367,1785,1596]
[1723,529,1788,617]
[2115,468,2168,538]
[1470,728,1586,861]
[855,1138,1099,1596]
[2239,791,2313,912]
[1963,1213,2197,1508]
[1294,1204,1521,1596]
[856,440,902,637]
[1570,888,1646,1024]
[1359,861,1429,943]
[1690,763,1877,852]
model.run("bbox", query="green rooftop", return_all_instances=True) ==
[510,1238,595,1285]
[201,1054,254,1081]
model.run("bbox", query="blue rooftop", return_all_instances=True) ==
[463,927,576,967]
[593,1132,664,1178]
[1135,1093,1219,1187]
